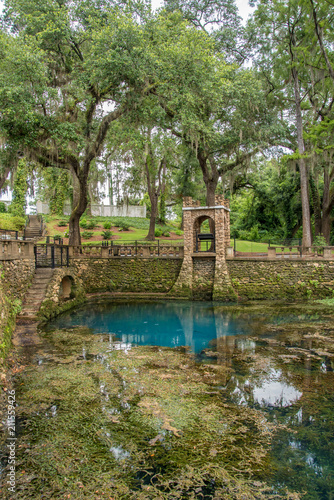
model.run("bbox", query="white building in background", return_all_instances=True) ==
[35,200,146,218]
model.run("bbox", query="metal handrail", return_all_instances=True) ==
[0,228,24,240]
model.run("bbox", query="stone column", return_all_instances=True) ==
[226,247,234,258]
[323,247,333,260]
[101,246,109,258]
[170,198,194,298]
[212,207,237,301]
[268,247,277,260]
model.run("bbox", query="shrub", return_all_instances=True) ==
[155,227,163,237]
[174,229,183,236]
[162,230,170,237]
[103,221,112,230]
[58,220,68,227]
[0,214,26,230]
[102,230,112,239]
[79,219,88,228]
[0,202,7,213]
[238,226,260,242]
[108,217,149,230]
[64,230,69,238]
[313,234,327,248]
[14,216,27,230]
[81,230,93,239]
[86,220,97,230]
[120,222,130,231]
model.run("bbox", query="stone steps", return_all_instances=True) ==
[24,215,44,240]
[17,268,54,321]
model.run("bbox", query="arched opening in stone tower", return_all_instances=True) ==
[193,215,215,252]
[59,276,74,300]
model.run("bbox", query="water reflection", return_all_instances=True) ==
[252,369,302,407]
[47,301,334,498]
[48,301,255,354]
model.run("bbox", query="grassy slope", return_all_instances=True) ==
[42,216,182,244]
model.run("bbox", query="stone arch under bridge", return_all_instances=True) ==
[39,268,84,318]
[171,195,236,300]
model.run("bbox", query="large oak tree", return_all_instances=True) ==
[0,0,152,244]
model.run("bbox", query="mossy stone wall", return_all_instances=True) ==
[0,260,35,299]
[192,258,215,300]
[0,259,35,359]
[70,257,334,300]
[227,260,334,300]
[71,258,183,294]
[38,268,86,323]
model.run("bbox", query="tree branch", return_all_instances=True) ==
[84,105,127,172]
[217,148,260,175]
[309,0,334,82]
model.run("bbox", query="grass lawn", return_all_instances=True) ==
[235,240,269,252]
[42,216,183,244]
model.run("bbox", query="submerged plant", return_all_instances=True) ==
[3,302,334,500]
[2,330,287,500]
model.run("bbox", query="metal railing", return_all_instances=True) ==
[70,240,184,258]
[0,228,25,240]
[34,244,70,268]
[230,238,334,259]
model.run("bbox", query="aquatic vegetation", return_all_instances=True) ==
[1,302,334,499]
[1,336,285,499]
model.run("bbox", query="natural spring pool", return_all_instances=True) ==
[1,300,334,499]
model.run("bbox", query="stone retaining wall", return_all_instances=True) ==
[0,259,35,358]
[69,258,334,300]
[0,259,35,299]
[227,260,334,300]
[71,258,183,294]
[192,258,215,300]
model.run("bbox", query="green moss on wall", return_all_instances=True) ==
[38,295,86,324]
[71,258,183,294]
[227,260,334,300]
[192,258,215,300]
[0,260,35,361]
[69,258,334,301]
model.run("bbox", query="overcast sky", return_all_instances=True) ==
[151,0,254,22]
[0,0,254,21]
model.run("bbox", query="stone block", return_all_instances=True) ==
[324,247,333,259]
[268,247,276,259]
[226,247,234,258]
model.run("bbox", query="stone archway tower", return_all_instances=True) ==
[171,195,236,300]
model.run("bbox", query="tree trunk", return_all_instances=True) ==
[86,182,93,216]
[159,191,166,224]
[321,166,334,243]
[197,150,219,206]
[206,179,217,206]
[68,171,88,246]
[197,152,219,242]
[0,167,11,193]
[291,65,312,248]
[158,159,167,224]
[321,210,331,243]
[71,167,81,211]
[144,152,163,241]
[309,173,321,236]
[146,192,158,240]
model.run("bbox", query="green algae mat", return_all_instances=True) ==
[1,302,334,499]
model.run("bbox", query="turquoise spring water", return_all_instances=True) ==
[47,301,254,353]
